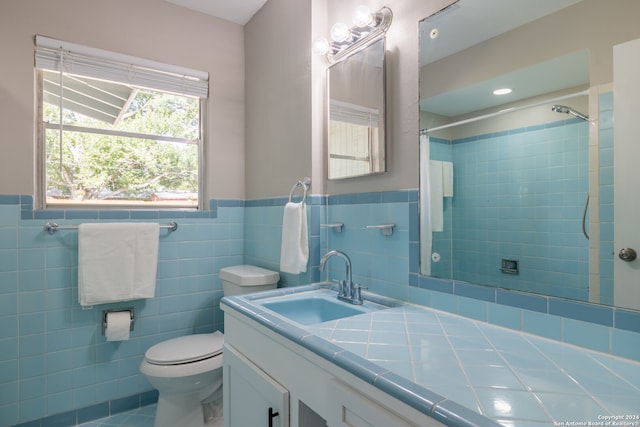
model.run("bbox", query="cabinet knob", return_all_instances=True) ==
[619,248,637,262]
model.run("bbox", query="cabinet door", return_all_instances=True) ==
[327,380,443,427]
[223,343,290,427]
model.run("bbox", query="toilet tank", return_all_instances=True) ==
[219,265,279,296]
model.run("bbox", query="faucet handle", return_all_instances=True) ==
[335,279,348,296]
[352,284,368,301]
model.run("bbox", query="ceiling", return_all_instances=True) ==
[419,0,586,118]
[419,0,583,66]
[163,0,269,25]
[421,50,589,118]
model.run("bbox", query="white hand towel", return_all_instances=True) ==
[280,202,308,274]
[442,161,454,198]
[429,160,444,232]
[78,222,159,307]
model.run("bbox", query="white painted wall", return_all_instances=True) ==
[244,0,456,199]
[322,0,455,195]
[0,0,245,200]
[2,0,459,202]
[420,0,640,104]
[244,0,314,199]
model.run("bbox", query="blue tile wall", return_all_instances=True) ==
[10,390,158,427]
[431,119,590,301]
[243,195,324,286]
[2,99,638,427]
[408,195,640,360]
[0,198,243,426]
[325,191,412,301]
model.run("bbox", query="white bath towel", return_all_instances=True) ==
[279,202,308,274]
[78,222,159,307]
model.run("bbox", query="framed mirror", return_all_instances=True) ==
[327,37,386,180]
[419,0,640,309]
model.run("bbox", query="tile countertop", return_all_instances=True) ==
[221,284,640,427]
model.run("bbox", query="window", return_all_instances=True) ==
[35,36,208,209]
[328,100,381,179]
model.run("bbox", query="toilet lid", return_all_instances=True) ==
[145,331,224,365]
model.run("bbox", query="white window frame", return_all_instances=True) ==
[34,35,208,210]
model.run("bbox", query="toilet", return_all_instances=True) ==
[140,265,279,427]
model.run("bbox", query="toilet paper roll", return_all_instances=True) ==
[431,252,441,263]
[105,311,131,341]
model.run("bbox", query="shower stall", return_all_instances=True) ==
[427,98,591,300]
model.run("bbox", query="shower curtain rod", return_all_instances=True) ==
[421,89,590,134]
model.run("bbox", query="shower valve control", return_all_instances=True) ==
[618,248,637,262]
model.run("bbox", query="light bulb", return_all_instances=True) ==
[493,88,512,96]
[352,5,374,27]
[312,37,330,56]
[330,22,351,42]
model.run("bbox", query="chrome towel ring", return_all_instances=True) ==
[288,177,311,203]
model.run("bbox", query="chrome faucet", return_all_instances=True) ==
[319,250,366,305]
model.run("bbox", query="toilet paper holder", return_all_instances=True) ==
[102,307,135,336]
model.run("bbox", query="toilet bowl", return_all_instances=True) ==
[140,265,279,427]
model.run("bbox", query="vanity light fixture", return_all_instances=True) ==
[352,5,375,27]
[313,6,393,63]
[330,22,352,43]
[312,37,332,56]
[493,88,513,95]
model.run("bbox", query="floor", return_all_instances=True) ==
[78,402,224,427]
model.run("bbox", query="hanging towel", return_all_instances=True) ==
[280,202,309,274]
[442,161,454,198]
[429,160,444,232]
[78,222,159,307]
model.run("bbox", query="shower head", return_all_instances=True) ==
[552,104,589,121]
[552,105,570,114]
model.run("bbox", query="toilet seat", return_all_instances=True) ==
[145,331,224,365]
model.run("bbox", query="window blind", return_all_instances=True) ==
[329,99,379,127]
[35,35,209,98]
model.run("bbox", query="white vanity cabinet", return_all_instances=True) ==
[326,380,442,427]
[222,307,445,427]
[223,343,290,427]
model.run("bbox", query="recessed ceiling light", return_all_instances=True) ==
[493,88,512,95]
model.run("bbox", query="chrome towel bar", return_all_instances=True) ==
[44,221,178,235]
